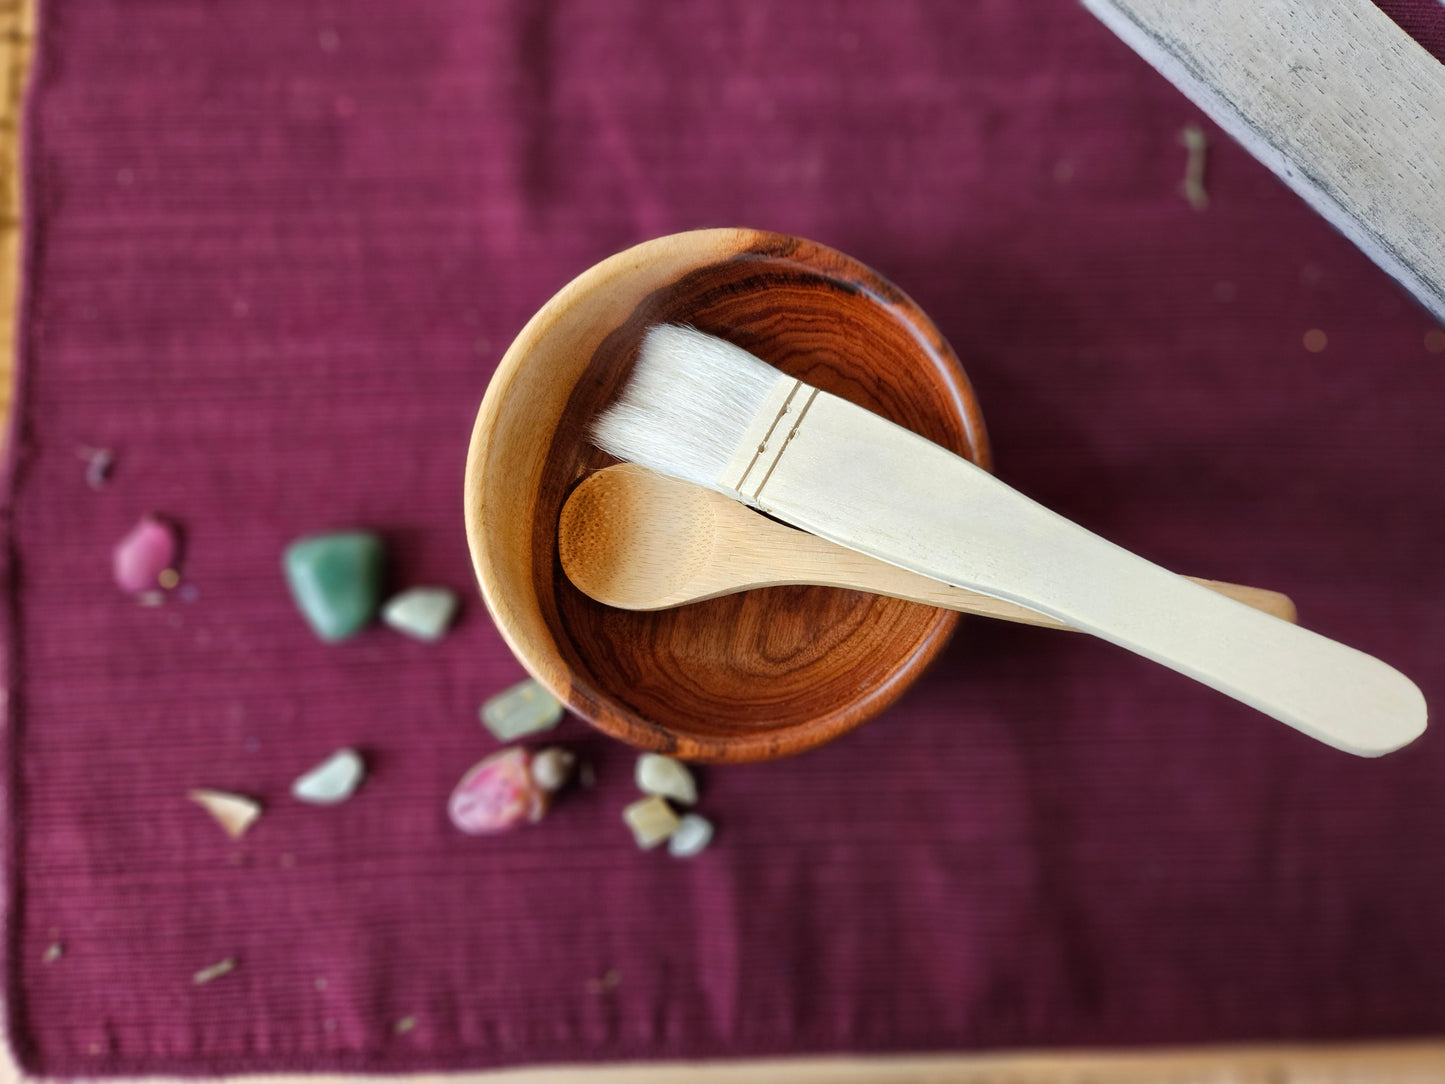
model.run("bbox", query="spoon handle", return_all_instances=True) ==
[727,381,1425,756]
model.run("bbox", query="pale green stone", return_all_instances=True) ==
[480,679,563,741]
[382,587,458,642]
[622,795,680,850]
[283,532,385,642]
[291,749,366,805]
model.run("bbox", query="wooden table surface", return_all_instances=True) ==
[0,0,1440,1079]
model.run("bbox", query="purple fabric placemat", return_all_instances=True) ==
[1376,0,1445,59]
[4,0,1444,1076]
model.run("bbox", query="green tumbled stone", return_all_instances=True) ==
[480,678,564,741]
[283,531,385,642]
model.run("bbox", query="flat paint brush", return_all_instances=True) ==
[591,325,1426,757]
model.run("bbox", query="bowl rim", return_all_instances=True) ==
[465,228,990,761]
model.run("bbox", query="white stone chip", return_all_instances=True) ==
[668,813,714,858]
[529,747,576,793]
[189,789,262,838]
[635,753,697,805]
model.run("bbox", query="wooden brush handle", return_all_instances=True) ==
[739,387,1425,756]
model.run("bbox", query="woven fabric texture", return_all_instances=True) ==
[4,0,1444,1076]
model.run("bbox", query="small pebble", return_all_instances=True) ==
[113,515,179,594]
[42,943,63,964]
[449,747,549,834]
[635,753,697,805]
[189,789,263,838]
[480,679,563,742]
[382,587,458,642]
[529,747,575,793]
[668,813,714,858]
[283,531,385,642]
[394,1016,417,1035]
[622,795,680,850]
[193,958,236,985]
[291,749,366,805]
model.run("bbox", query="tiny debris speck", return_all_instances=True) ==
[394,1016,417,1035]
[77,446,114,489]
[42,942,62,964]
[193,958,236,985]
[585,969,622,995]
[1177,123,1209,211]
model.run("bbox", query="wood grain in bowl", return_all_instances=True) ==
[467,230,988,762]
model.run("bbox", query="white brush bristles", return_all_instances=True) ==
[590,325,782,490]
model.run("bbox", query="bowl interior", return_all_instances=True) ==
[467,230,988,762]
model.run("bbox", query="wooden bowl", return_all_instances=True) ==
[465,229,990,762]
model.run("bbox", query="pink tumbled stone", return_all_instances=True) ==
[113,515,178,594]
[448,748,548,835]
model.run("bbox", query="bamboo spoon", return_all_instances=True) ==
[558,463,1298,628]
